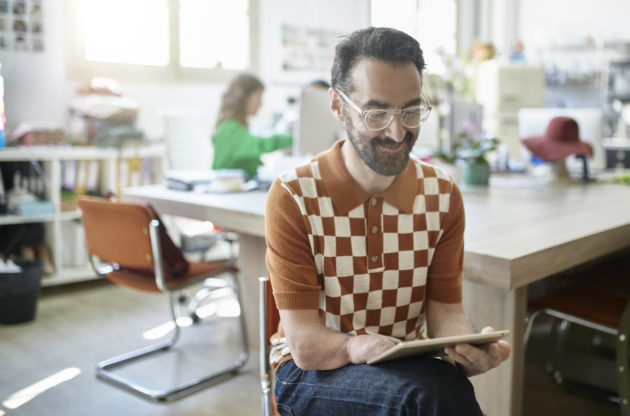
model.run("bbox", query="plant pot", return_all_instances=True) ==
[463,160,490,186]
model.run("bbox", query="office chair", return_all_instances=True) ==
[77,196,248,402]
[524,260,630,415]
[259,276,280,416]
[162,109,233,262]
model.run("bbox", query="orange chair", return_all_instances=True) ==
[78,196,248,402]
[259,276,280,416]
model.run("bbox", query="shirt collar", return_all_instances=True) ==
[316,139,417,214]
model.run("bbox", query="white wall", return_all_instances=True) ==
[258,0,368,84]
[0,0,368,140]
[519,0,630,49]
[0,2,68,131]
[470,0,630,60]
[517,0,630,111]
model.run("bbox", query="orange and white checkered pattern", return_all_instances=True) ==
[277,159,454,341]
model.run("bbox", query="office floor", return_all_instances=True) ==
[0,279,622,416]
[0,279,260,416]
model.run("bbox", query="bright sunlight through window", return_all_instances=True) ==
[83,0,169,66]
[370,0,457,74]
[179,0,250,69]
[3,368,81,410]
[81,0,250,71]
[370,0,417,37]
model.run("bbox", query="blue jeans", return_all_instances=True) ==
[274,356,483,416]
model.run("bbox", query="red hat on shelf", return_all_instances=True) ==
[521,116,594,162]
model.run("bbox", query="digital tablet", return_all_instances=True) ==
[367,330,510,365]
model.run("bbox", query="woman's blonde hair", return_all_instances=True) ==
[215,73,264,128]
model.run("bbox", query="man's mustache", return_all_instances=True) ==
[372,131,415,147]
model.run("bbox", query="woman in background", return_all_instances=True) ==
[212,73,292,177]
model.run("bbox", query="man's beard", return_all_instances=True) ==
[344,116,418,176]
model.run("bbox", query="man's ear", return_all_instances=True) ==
[329,88,344,122]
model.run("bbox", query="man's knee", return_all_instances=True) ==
[401,359,482,415]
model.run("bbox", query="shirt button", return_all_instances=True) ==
[371,225,378,234]
[371,198,377,206]
[371,255,379,263]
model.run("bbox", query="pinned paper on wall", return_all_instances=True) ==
[0,0,44,52]
[279,23,340,74]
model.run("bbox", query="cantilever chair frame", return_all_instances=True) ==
[85,206,249,402]
[524,295,630,414]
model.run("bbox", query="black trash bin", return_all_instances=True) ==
[0,260,43,324]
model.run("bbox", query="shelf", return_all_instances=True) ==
[59,210,82,221]
[0,213,55,226]
[0,144,165,287]
[0,143,165,161]
[116,143,165,158]
[41,267,103,287]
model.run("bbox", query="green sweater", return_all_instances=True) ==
[212,119,293,177]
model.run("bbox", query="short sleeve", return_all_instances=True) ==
[265,178,321,310]
[425,182,465,303]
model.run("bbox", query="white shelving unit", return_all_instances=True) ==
[0,144,165,287]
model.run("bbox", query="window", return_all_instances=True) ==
[370,0,457,75]
[370,0,417,36]
[179,0,249,70]
[74,0,252,77]
[83,0,170,66]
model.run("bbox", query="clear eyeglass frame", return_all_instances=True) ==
[336,89,432,131]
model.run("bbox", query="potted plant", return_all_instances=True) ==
[456,132,500,185]
[434,131,500,186]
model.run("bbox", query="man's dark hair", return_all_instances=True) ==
[331,27,425,93]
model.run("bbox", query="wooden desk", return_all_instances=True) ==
[123,177,630,416]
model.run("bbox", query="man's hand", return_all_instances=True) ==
[443,326,511,377]
[280,309,399,370]
[346,334,398,364]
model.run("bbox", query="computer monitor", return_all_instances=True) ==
[162,109,213,170]
[294,89,344,157]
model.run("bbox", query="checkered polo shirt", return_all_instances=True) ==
[265,140,465,362]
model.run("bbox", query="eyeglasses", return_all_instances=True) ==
[336,89,432,131]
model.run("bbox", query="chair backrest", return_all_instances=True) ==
[261,277,280,341]
[259,276,280,416]
[77,196,189,281]
[79,196,155,269]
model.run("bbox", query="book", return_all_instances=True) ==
[164,169,247,192]
[12,201,55,218]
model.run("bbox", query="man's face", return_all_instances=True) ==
[341,59,422,176]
